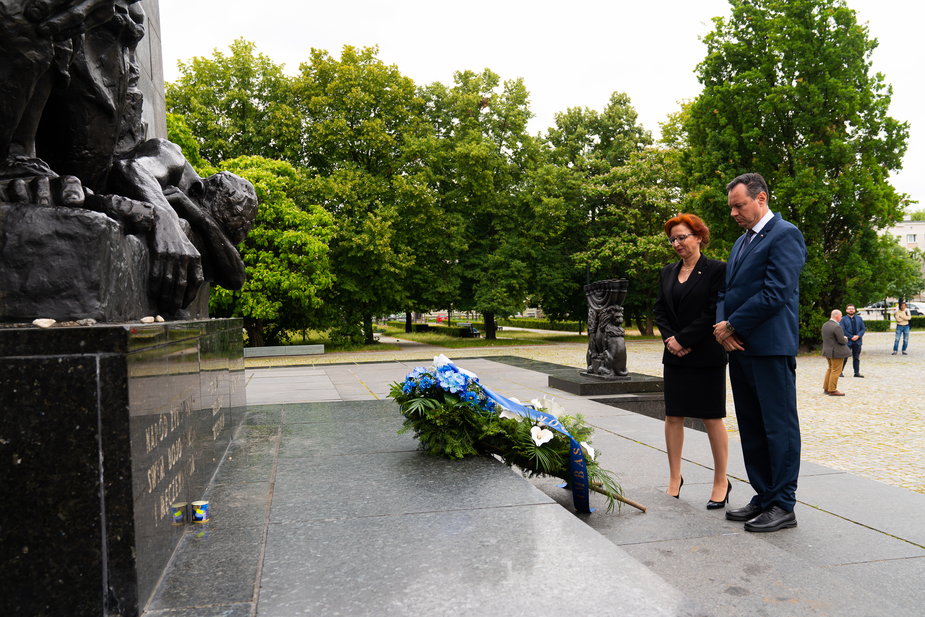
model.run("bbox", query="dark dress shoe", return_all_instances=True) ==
[725,502,762,521]
[744,505,797,532]
[854,374,864,378]
[827,390,845,396]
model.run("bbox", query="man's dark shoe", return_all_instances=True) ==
[744,506,797,532]
[839,373,844,377]
[725,502,762,522]
[854,374,864,378]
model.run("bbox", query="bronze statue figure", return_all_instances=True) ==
[0,0,256,320]
[584,279,629,379]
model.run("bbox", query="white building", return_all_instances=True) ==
[883,216,925,301]
[886,217,925,251]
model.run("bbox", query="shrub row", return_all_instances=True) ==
[385,321,484,337]
[862,318,924,331]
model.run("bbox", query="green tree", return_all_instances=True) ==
[577,148,681,334]
[682,0,910,340]
[421,69,540,338]
[165,113,215,175]
[295,46,442,343]
[166,38,301,164]
[531,93,653,327]
[909,211,925,222]
[844,236,924,307]
[209,156,335,346]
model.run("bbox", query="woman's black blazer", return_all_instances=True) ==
[653,256,727,367]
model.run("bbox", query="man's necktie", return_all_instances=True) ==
[736,229,756,266]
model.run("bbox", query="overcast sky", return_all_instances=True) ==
[158,0,923,210]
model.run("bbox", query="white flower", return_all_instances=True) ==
[499,409,521,421]
[539,396,566,418]
[433,354,452,368]
[530,425,554,447]
[508,396,522,405]
[580,441,596,461]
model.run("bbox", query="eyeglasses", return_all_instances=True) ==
[668,233,696,245]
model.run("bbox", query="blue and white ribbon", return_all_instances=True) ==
[431,356,593,513]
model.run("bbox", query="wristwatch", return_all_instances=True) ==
[725,322,735,334]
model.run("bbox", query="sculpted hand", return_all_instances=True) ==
[0,175,84,206]
[150,205,204,313]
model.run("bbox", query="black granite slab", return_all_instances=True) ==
[0,319,245,617]
[549,371,664,396]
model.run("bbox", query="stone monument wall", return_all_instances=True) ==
[0,319,246,616]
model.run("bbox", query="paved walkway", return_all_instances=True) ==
[142,354,924,617]
[245,331,925,494]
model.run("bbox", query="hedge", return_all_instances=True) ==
[385,321,485,337]
[862,317,924,331]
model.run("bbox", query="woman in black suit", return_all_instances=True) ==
[653,213,730,509]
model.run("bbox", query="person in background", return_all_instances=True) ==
[892,302,912,355]
[653,213,729,509]
[822,309,850,396]
[840,304,865,377]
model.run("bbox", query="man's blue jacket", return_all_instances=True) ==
[841,313,865,347]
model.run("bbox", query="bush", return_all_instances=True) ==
[386,321,434,332]
[497,317,582,332]
[864,320,891,332]
[911,316,925,329]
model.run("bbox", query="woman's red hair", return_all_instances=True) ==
[664,213,710,248]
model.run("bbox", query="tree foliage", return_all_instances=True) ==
[209,156,335,346]
[421,69,539,338]
[533,93,654,326]
[577,148,681,334]
[682,0,910,338]
[166,39,301,164]
[295,46,443,343]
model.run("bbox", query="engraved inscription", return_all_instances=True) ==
[211,412,225,441]
[146,456,165,493]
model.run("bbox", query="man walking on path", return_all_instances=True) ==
[713,172,806,533]
[841,304,865,377]
[823,309,850,396]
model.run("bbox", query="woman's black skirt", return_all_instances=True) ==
[663,364,726,419]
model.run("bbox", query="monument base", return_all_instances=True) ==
[548,370,663,396]
[0,203,155,321]
[0,319,245,617]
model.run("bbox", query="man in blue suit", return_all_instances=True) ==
[713,172,807,532]
[840,304,866,378]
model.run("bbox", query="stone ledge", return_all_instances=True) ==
[244,344,324,357]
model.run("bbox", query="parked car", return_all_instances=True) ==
[863,301,888,310]
[904,302,923,316]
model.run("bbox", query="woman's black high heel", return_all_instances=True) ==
[706,479,731,509]
[670,476,684,499]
